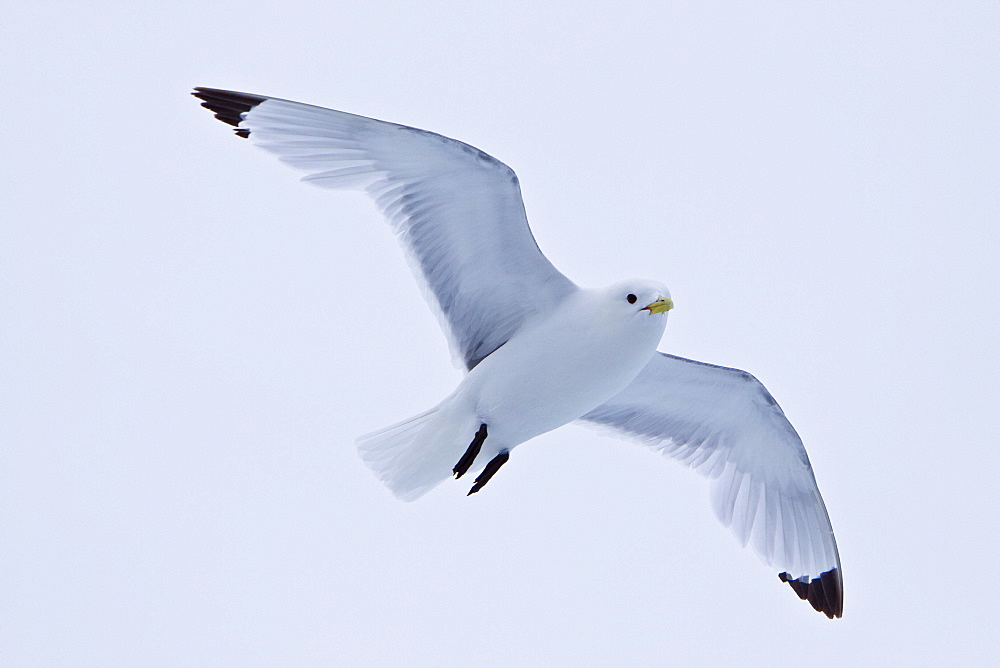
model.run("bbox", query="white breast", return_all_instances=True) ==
[460,288,667,449]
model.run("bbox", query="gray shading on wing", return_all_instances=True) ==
[578,353,843,618]
[192,87,577,370]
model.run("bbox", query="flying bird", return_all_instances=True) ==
[192,87,843,618]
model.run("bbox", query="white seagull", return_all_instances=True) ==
[193,88,843,618]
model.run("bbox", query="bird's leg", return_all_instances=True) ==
[453,423,488,479]
[467,450,509,496]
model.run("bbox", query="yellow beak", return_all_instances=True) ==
[642,297,674,314]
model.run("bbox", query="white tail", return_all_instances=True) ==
[356,405,462,501]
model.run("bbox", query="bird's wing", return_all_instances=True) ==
[192,88,577,370]
[578,352,843,618]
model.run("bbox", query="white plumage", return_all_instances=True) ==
[360,281,670,500]
[193,87,843,618]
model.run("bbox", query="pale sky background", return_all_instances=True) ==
[3,2,999,665]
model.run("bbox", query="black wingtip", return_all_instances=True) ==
[191,87,268,137]
[779,569,843,619]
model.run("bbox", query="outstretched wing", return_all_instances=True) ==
[579,353,843,618]
[192,87,577,370]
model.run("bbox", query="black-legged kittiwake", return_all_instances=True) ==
[192,88,843,618]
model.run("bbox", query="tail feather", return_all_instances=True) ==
[357,405,458,501]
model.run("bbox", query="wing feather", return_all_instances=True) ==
[193,87,577,370]
[579,352,843,618]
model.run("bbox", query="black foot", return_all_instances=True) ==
[453,423,488,479]
[467,451,509,496]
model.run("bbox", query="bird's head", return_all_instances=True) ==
[605,279,674,320]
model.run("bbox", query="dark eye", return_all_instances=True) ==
[626,293,637,304]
